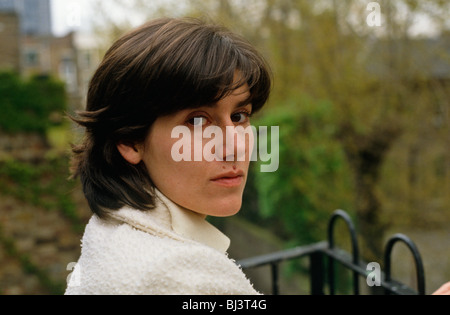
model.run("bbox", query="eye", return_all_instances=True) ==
[231,111,251,124]
[187,116,209,127]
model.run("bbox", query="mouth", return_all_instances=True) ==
[211,170,245,188]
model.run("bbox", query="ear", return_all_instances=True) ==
[116,142,142,165]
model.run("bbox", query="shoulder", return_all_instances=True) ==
[155,242,259,295]
[67,215,172,294]
[66,216,258,295]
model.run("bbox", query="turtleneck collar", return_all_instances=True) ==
[108,189,230,253]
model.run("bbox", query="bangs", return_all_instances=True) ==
[81,18,272,134]
[190,28,272,112]
[132,18,272,117]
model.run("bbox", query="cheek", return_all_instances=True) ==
[145,134,179,178]
[141,124,249,216]
[144,132,204,187]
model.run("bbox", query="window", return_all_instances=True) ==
[24,49,39,67]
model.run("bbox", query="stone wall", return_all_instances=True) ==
[0,132,91,294]
[0,190,91,294]
[0,133,49,162]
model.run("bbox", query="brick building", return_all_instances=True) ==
[0,12,20,71]
[0,2,101,110]
[0,0,52,36]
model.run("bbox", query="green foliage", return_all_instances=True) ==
[0,72,67,134]
[0,157,83,232]
[253,96,353,245]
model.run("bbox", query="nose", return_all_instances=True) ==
[221,122,252,162]
[223,125,237,161]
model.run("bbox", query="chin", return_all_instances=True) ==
[208,195,243,218]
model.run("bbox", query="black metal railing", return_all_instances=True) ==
[237,210,426,295]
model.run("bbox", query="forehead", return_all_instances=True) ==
[221,85,251,104]
[206,83,252,110]
[173,86,251,118]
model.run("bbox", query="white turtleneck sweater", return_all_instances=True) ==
[65,190,259,295]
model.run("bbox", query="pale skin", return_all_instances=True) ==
[117,82,253,218]
[433,282,450,295]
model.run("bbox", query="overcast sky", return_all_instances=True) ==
[51,0,93,36]
[50,0,444,37]
[50,0,183,36]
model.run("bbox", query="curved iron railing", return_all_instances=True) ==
[327,210,360,295]
[384,233,426,295]
[237,209,426,295]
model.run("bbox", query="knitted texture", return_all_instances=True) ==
[65,197,258,295]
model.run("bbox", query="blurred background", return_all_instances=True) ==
[0,0,448,295]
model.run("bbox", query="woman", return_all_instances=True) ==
[65,17,271,295]
[65,17,450,296]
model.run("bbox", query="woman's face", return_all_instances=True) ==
[141,83,253,217]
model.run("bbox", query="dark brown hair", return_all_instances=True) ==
[71,17,272,218]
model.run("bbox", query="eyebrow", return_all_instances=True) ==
[236,98,253,108]
[205,92,253,109]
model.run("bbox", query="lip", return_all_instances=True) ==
[211,170,245,187]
